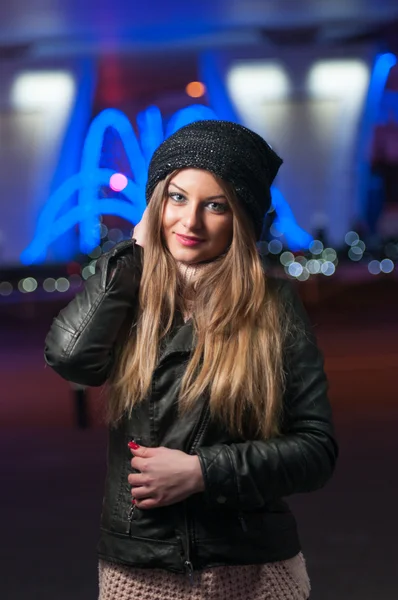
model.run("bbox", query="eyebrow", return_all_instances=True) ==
[169,182,227,202]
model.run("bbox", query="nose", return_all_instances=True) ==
[182,203,203,231]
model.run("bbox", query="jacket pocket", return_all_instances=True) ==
[106,434,143,534]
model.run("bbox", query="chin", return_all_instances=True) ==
[170,245,207,263]
[173,249,204,260]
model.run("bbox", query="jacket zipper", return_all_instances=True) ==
[181,403,211,583]
[126,502,136,535]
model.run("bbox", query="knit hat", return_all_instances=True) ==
[146,120,283,240]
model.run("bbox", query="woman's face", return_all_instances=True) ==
[162,169,233,264]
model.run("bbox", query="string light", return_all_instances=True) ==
[3,225,397,299]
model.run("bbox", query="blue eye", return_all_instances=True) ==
[168,192,185,202]
[207,202,228,213]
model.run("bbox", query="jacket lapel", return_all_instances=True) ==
[157,315,195,365]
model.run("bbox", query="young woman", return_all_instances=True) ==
[45,120,338,600]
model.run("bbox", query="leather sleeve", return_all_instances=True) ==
[195,279,338,510]
[44,239,143,386]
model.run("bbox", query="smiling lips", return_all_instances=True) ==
[175,233,205,246]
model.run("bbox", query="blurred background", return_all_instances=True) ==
[1,1,398,598]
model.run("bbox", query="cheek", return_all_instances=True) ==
[214,218,233,246]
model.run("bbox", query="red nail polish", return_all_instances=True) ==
[128,441,140,450]
[132,499,136,504]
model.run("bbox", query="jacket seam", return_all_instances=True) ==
[53,319,75,335]
[63,290,106,358]
[225,445,240,506]
[100,528,179,545]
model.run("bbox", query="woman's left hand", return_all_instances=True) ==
[127,444,205,509]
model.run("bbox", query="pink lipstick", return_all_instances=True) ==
[175,234,205,247]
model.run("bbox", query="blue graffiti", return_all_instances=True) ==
[21,104,312,264]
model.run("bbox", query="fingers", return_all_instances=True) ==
[130,483,158,508]
[134,497,158,510]
[127,444,163,509]
[131,486,150,500]
[127,472,146,486]
[130,456,147,472]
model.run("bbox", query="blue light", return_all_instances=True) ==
[198,51,240,124]
[136,105,164,167]
[198,49,312,250]
[22,102,313,264]
[271,187,313,251]
[21,108,150,263]
[358,52,397,225]
[165,104,222,137]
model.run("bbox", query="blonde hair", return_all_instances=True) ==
[109,172,290,439]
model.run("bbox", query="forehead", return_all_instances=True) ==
[169,168,225,196]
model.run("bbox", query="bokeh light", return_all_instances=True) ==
[0,282,13,296]
[368,260,381,275]
[55,277,70,292]
[288,262,303,277]
[68,274,83,289]
[353,240,366,251]
[185,81,206,98]
[280,251,294,266]
[348,247,362,261]
[100,224,109,239]
[322,248,337,262]
[345,231,359,246]
[82,266,94,280]
[270,224,283,238]
[102,240,116,253]
[309,240,324,255]
[321,261,335,276]
[108,228,124,243]
[18,278,38,293]
[43,278,56,292]
[89,246,102,259]
[297,268,310,282]
[109,173,128,192]
[268,239,283,254]
[307,259,321,274]
[380,259,394,274]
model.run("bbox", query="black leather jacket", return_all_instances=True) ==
[44,240,338,575]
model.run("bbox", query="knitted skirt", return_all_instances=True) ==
[98,553,310,600]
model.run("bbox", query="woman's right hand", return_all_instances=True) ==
[132,207,149,248]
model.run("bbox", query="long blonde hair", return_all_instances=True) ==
[109,171,290,439]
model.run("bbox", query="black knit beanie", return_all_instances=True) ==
[145,120,283,240]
